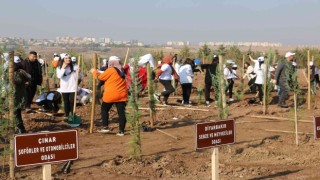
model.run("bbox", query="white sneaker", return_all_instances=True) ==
[205,101,210,107]
[154,94,160,102]
[229,98,234,102]
[97,127,111,133]
[116,132,125,136]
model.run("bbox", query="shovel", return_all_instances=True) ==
[68,60,81,127]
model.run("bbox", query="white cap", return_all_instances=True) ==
[139,54,155,67]
[71,57,77,62]
[109,56,120,62]
[102,59,108,64]
[3,53,9,61]
[14,56,21,63]
[60,53,66,59]
[54,53,58,56]
[38,58,44,65]
[53,57,60,61]
[292,62,297,66]
[285,52,295,58]
[226,60,234,64]
[257,56,265,62]
[310,61,314,66]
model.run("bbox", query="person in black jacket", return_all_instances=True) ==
[201,55,219,106]
[14,57,31,133]
[21,51,43,112]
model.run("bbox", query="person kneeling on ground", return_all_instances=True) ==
[35,91,62,113]
[76,87,92,105]
[91,56,128,136]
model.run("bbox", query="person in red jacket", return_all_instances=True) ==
[123,58,147,91]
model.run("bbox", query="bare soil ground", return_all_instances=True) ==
[1,69,320,180]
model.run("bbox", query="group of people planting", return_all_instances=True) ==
[2,50,319,136]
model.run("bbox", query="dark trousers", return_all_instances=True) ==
[205,83,211,102]
[278,82,289,105]
[159,79,175,102]
[315,74,320,86]
[248,77,257,93]
[42,100,60,112]
[101,102,127,132]
[256,84,263,101]
[181,83,192,104]
[15,108,26,133]
[62,93,75,117]
[226,79,234,99]
[25,84,37,108]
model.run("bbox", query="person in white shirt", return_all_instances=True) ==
[224,60,236,102]
[243,62,257,93]
[154,55,179,105]
[254,58,267,104]
[249,55,264,72]
[56,54,79,118]
[178,58,194,106]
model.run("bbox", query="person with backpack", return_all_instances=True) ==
[56,54,79,119]
[14,56,31,133]
[91,56,128,136]
[178,58,194,106]
[201,55,219,106]
[154,55,179,105]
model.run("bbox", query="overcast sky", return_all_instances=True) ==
[1,0,319,45]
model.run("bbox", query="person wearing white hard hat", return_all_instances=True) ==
[274,52,296,108]
[21,51,43,113]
